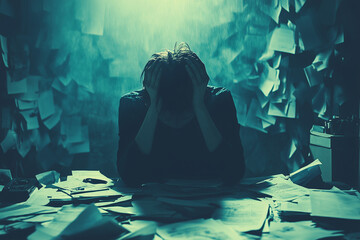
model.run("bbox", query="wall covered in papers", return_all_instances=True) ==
[0,0,358,178]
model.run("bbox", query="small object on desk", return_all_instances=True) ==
[83,178,107,184]
[0,178,37,203]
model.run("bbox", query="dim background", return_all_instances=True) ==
[0,0,359,179]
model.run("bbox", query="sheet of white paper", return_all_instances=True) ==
[157,218,240,239]
[38,90,55,120]
[7,75,27,95]
[310,190,360,220]
[36,170,60,186]
[72,170,112,183]
[20,109,39,130]
[15,99,37,110]
[268,102,287,117]
[18,76,40,101]
[257,177,309,201]
[268,221,343,239]
[286,100,296,118]
[280,0,289,12]
[43,107,62,130]
[304,64,323,87]
[290,159,322,185]
[279,196,311,213]
[245,98,268,133]
[258,1,282,24]
[268,25,296,54]
[0,204,58,221]
[212,198,269,232]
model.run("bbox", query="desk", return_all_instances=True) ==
[0,174,359,240]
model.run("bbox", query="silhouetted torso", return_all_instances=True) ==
[117,86,245,187]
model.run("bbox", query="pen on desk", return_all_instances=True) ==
[83,178,108,184]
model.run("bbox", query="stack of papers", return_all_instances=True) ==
[310,190,360,220]
[157,218,241,239]
[264,221,343,239]
[1,167,359,239]
[212,198,269,232]
[28,204,128,240]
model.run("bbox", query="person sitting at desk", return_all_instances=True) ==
[117,43,245,187]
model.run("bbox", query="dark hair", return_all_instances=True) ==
[141,42,203,112]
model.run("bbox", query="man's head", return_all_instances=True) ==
[141,42,204,113]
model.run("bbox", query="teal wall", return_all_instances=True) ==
[0,0,352,178]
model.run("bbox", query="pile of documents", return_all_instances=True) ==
[1,160,360,239]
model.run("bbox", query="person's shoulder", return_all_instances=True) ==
[206,85,232,100]
[120,89,147,103]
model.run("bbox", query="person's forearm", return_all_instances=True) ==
[194,103,223,152]
[135,105,159,155]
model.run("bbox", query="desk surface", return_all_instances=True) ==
[0,174,359,240]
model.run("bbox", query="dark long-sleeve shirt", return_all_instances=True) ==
[117,86,245,187]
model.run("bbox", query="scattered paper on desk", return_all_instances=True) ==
[72,170,112,184]
[102,206,136,215]
[95,195,132,207]
[157,218,240,239]
[267,221,343,240]
[278,196,311,213]
[36,170,60,186]
[290,159,322,185]
[310,190,360,220]
[212,198,269,232]
[72,188,122,200]
[120,220,157,240]
[38,90,55,120]
[0,204,58,221]
[256,177,309,201]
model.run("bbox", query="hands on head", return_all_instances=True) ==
[185,57,210,110]
[143,60,163,112]
[144,56,209,113]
